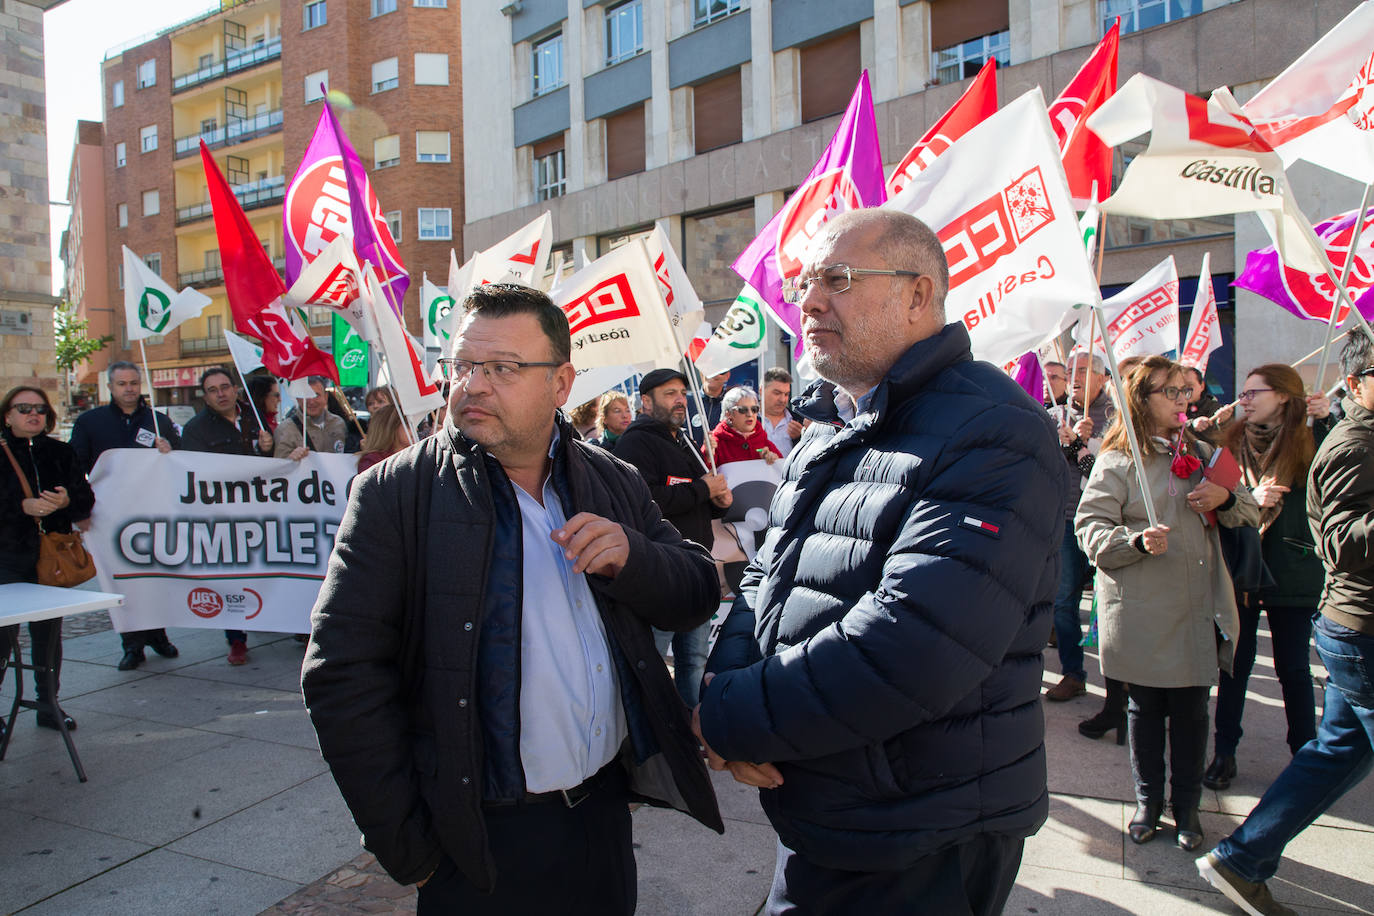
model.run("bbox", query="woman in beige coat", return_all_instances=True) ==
[1077,356,1259,853]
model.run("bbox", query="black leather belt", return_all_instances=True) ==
[488,760,621,809]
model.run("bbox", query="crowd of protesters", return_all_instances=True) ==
[3,269,1371,914]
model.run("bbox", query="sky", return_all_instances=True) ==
[43,0,219,296]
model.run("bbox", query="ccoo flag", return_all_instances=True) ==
[1094,255,1180,362]
[553,240,680,371]
[733,72,885,353]
[886,90,1102,366]
[122,245,210,340]
[1234,204,1374,325]
[1180,253,1223,373]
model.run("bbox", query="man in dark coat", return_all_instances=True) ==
[181,366,273,665]
[70,360,181,670]
[613,367,731,708]
[695,209,1067,914]
[301,284,722,913]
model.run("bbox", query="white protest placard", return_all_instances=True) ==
[86,450,356,633]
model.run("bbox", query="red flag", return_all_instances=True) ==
[886,58,997,199]
[200,142,338,382]
[1048,20,1118,207]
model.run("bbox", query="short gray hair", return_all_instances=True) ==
[107,360,140,384]
[1068,352,1105,375]
[721,385,758,415]
[822,209,949,323]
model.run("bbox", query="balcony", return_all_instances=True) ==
[180,266,224,287]
[180,335,230,357]
[176,175,285,225]
[175,109,283,158]
[172,36,282,93]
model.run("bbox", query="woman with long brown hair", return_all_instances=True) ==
[1077,356,1259,852]
[356,405,407,473]
[1203,364,1332,791]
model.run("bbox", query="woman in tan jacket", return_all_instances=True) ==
[1077,356,1259,852]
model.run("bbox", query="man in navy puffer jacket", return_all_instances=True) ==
[696,209,1068,914]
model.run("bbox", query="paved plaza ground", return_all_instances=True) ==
[1,610,1370,915]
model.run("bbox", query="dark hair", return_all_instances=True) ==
[107,360,140,384]
[1,385,57,434]
[1183,365,1205,387]
[1044,361,1066,372]
[247,374,278,411]
[460,283,571,365]
[307,375,331,390]
[763,367,792,386]
[199,366,234,390]
[1223,363,1315,487]
[1341,327,1374,381]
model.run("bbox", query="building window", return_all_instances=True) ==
[118,265,124,289]
[414,0,446,6]
[694,69,742,153]
[371,0,396,16]
[117,203,128,228]
[305,70,329,103]
[532,33,564,97]
[372,57,399,93]
[140,124,158,152]
[605,0,643,66]
[303,0,327,30]
[414,52,449,86]
[112,79,124,108]
[800,30,860,123]
[606,105,645,180]
[416,131,450,162]
[208,314,222,337]
[142,190,160,217]
[374,134,401,168]
[144,253,161,276]
[115,141,127,167]
[418,208,452,240]
[533,141,566,201]
[1102,0,1199,35]
[933,30,1010,84]
[386,210,402,242]
[137,58,156,88]
[693,0,740,27]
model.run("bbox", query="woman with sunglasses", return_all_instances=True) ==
[1076,357,1259,852]
[702,386,783,467]
[1,386,95,736]
[1201,365,1332,792]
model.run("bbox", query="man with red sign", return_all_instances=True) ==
[697,209,1066,914]
[303,284,722,913]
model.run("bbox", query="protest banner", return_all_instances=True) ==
[86,450,356,634]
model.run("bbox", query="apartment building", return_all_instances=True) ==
[462,0,1367,395]
[60,120,112,402]
[90,0,461,410]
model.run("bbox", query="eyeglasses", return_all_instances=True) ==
[730,405,760,415]
[1238,387,1274,401]
[781,265,922,304]
[10,403,49,416]
[438,357,562,385]
[1149,386,1194,401]
[1353,367,1374,381]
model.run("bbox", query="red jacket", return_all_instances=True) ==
[703,420,783,466]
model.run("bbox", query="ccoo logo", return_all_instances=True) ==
[775,168,861,279]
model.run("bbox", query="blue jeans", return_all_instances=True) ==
[1214,617,1374,883]
[653,622,710,708]
[1053,520,1089,681]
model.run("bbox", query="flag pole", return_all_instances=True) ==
[1311,183,1373,416]
[1082,202,1108,413]
[1092,302,1160,529]
[1291,328,1351,367]
[681,357,717,473]
[135,338,161,441]
[362,260,419,445]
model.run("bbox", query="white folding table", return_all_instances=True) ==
[0,583,126,782]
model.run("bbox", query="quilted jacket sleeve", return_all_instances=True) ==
[300,467,442,886]
[699,403,1064,764]
[1311,441,1374,575]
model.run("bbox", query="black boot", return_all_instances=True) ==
[1203,754,1236,790]
[1174,806,1204,851]
[1129,799,1163,844]
[1079,678,1128,744]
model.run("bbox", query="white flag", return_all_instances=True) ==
[1180,253,1222,373]
[885,90,1102,366]
[284,234,376,343]
[1245,2,1374,183]
[645,225,706,355]
[223,328,264,377]
[1095,255,1180,362]
[364,268,445,420]
[421,273,456,351]
[484,212,552,287]
[122,246,210,340]
[566,362,653,412]
[694,285,768,377]
[552,240,681,372]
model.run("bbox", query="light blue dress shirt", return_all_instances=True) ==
[512,438,628,793]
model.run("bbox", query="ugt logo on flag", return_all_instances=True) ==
[565,275,642,334]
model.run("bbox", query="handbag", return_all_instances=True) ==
[2,439,97,587]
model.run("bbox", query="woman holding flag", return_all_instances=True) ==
[1076,357,1258,852]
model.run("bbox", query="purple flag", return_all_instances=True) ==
[1234,205,1374,323]
[284,99,409,315]
[1011,351,1046,403]
[731,72,886,355]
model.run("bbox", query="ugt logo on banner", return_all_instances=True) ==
[775,168,862,278]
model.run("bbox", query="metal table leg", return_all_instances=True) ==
[16,621,86,782]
